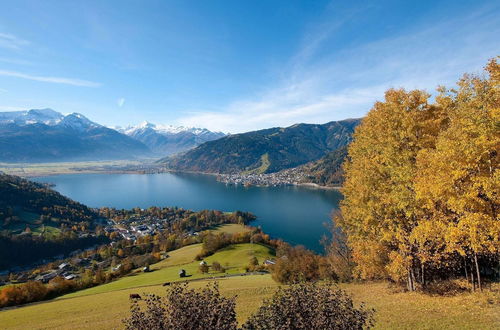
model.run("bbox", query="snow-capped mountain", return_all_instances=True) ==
[0,109,150,162]
[118,121,226,155]
[0,108,102,130]
[0,108,64,126]
[119,121,222,136]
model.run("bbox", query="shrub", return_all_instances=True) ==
[123,282,237,330]
[242,282,374,330]
[272,246,335,284]
[199,263,209,273]
[212,261,224,272]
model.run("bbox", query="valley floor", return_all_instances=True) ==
[0,160,158,177]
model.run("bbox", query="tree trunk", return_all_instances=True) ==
[407,268,413,291]
[474,252,482,292]
[412,267,417,290]
[470,263,475,292]
[407,266,416,291]
[421,263,425,288]
[463,257,469,283]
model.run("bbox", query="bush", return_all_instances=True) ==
[212,261,224,272]
[199,263,209,273]
[272,246,335,284]
[123,282,237,330]
[242,282,374,330]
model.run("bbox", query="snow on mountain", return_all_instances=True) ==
[118,121,226,155]
[0,108,64,125]
[0,108,101,131]
[58,112,102,131]
[120,121,222,136]
[0,108,151,162]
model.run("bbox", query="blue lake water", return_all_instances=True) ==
[34,172,342,253]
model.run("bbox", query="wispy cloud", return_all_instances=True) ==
[0,32,30,50]
[0,88,7,93]
[117,98,125,107]
[0,70,101,87]
[177,4,500,133]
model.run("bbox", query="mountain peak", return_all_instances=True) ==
[0,108,64,125]
[59,112,101,130]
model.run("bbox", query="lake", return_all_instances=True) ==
[34,172,342,253]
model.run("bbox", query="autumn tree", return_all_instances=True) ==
[415,58,500,291]
[338,57,499,291]
[339,88,440,289]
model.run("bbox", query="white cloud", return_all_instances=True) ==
[117,98,125,107]
[0,70,101,87]
[0,32,30,50]
[0,88,7,93]
[176,4,500,133]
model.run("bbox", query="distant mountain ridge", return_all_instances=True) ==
[162,118,361,174]
[118,121,225,155]
[0,109,150,162]
[0,109,226,162]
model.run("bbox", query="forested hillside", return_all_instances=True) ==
[161,119,360,174]
[0,173,104,269]
[299,145,348,186]
[0,173,97,234]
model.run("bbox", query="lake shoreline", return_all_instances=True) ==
[33,172,342,253]
[3,163,342,191]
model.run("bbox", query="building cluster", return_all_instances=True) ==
[217,167,306,187]
[104,214,175,242]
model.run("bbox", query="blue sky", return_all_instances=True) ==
[0,0,498,133]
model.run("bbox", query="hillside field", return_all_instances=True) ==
[0,242,498,329]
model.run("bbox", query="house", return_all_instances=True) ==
[16,273,29,283]
[58,263,71,270]
[36,271,57,283]
[97,260,112,269]
[179,269,186,278]
[142,265,150,272]
[64,274,77,280]
[112,264,122,272]
[263,259,276,266]
[199,260,207,266]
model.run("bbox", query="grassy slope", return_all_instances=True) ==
[0,240,497,329]
[210,223,253,234]
[0,275,277,329]
[1,278,497,329]
[60,242,274,299]
[343,282,499,329]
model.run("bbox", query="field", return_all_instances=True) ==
[0,241,498,329]
[58,242,274,299]
[0,160,151,177]
[210,223,253,234]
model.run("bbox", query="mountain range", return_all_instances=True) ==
[117,121,225,155]
[162,118,360,174]
[0,109,224,162]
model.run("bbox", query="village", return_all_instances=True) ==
[216,167,306,187]
[0,211,207,287]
